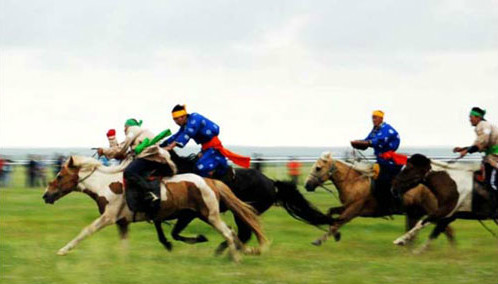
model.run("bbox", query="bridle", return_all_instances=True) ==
[56,166,97,190]
[308,158,355,201]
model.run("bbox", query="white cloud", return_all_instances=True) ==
[1,0,497,148]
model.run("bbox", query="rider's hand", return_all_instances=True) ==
[351,140,370,150]
[164,142,176,151]
[97,148,104,157]
[459,148,468,158]
[106,129,116,137]
[453,147,464,153]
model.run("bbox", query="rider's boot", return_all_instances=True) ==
[489,189,498,219]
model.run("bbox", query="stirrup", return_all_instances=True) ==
[147,192,159,202]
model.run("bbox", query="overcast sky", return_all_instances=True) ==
[1,0,497,149]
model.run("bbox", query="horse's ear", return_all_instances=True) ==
[321,152,332,160]
[68,156,75,168]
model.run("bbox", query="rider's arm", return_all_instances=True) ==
[164,116,203,148]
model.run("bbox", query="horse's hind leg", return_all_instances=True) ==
[443,225,456,246]
[154,221,172,251]
[215,216,253,256]
[413,218,455,254]
[207,213,240,262]
[172,212,208,244]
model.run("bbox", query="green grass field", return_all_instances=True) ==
[1,165,497,284]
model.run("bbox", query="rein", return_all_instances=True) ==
[310,159,356,200]
[77,167,98,185]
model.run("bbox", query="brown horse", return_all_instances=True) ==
[304,152,455,246]
[392,154,494,253]
[42,156,268,262]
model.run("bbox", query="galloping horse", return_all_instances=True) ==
[165,150,334,253]
[392,154,492,253]
[42,155,267,262]
[304,152,455,246]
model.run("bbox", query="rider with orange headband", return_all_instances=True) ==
[162,105,250,178]
[351,110,406,214]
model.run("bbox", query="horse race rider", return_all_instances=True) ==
[350,110,407,214]
[453,107,498,218]
[161,104,251,178]
[97,118,176,219]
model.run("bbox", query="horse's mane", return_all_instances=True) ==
[321,152,374,176]
[70,155,130,174]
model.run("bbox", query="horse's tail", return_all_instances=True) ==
[216,181,269,250]
[274,181,334,226]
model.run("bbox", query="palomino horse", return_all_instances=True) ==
[304,152,455,246]
[165,150,333,253]
[42,156,267,262]
[392,154,493,253]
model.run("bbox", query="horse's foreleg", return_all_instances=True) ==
[312,201,363,246]
[393,218,431,246]
[116,219,130,250]
[57,215,113,255]
[172,212,208,244]
[154,221,172,251]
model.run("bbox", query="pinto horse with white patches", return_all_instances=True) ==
[43,156,267,262]
[391,154,494,253]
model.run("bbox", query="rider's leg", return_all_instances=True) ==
[123,159,151,212]
[484,162,498,217]
[374,163,402,214]
[123,158,167,216]
[195,149,227,178]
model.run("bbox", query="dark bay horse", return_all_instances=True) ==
[304,152,455,246]
[392,153,495,253]
[42,155,268,262]
[163,150,333,253]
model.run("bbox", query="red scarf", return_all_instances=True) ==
[201,136,251,168]
[379,151,408,165]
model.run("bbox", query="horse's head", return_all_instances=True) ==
[392,153,432,194]
[168,149,197,174]
[304,152,334,192]
[43,156,82,204]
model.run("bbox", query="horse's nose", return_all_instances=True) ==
[304,182,316,192]
[42,192,53,204]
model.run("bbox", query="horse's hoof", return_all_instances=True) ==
[243,247,261,255]
[214,246,226,256]
[57,249,68,256]
[311,239,322,246]
[334,232,341,242]
[393,238,406,246]
[230,253,241,263]
[165,242,173,252]
[196,235,208,243]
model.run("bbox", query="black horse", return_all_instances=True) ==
[153,150,333,254]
